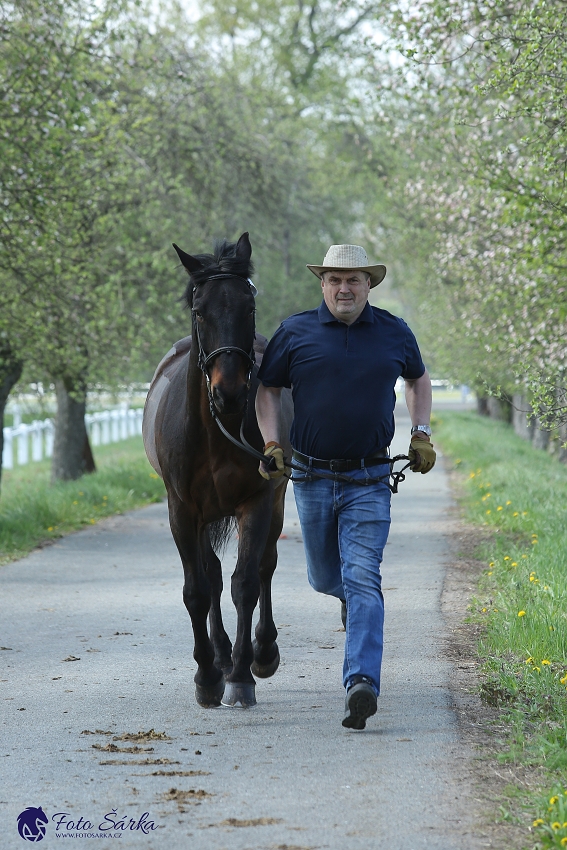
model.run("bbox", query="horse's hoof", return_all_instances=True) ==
[195,677,225,708]
[221,681,256,708]
[251,643,280,679]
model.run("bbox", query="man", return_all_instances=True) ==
[255,244,435,730]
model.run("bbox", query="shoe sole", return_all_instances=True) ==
[342,684,377,730]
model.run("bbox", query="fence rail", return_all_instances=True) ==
[2,406,144,470]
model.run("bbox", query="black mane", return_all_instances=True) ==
[184,239,255,308]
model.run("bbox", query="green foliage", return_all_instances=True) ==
[388,0,567,422]
[0,436,165,564]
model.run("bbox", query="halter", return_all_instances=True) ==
[192,273,257,418]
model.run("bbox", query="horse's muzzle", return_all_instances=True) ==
[211,383,249,415]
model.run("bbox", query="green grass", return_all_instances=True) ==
[0,436,165,566]
[435,411,567,848]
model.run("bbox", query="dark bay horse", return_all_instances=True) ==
[143,233,292,708]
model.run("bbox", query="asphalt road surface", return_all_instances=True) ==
[1,408,483,849]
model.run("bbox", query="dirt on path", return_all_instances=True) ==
[1,408,502,849]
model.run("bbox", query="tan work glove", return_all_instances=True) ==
[408,436,436,474]
[259,442,286,480]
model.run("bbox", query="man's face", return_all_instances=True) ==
[321,270,371,324]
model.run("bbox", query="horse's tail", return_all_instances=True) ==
[207,517,237,556]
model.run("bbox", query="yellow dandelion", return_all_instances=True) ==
[552,821,561,829]
[506,500,511,505]
[549,626,554,631]
[561,837,567,846]
[493,608,499,612]
[542,660,551,666]
[482,608,487,613]
[521,554,528,559]
[532,540,538,545]
[513,511,519,516]
[511,562,518,566]
[486,510,491,514]
[560,675,567,685]
[497,506,503,511]
[103,495,108,500]
[73,500,78,505]
[489,561,495,567]
[47,526,53,532]
[533,818,544,826]
[504,556,511,561]
[487,571,493,576]
[529,575,536,582]
[525,657,533,663]
[522,511,528,516]
[550,796,559,805]
[518,611,526,617]
[469,472,476,479]
[534,666,540,672]
[149,472,159,479]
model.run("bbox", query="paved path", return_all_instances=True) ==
[1,411,482,849]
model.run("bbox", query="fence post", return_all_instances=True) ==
[45,420,54,458]
[120,405,128,440]
[31,420,43,462]
[2,428,14,469]
[16,424,29,465]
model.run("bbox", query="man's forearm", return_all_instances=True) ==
[255,384,282,445]
[404,369,432,428]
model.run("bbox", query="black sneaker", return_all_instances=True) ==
[342,676,377,730]
[340,599,347,629]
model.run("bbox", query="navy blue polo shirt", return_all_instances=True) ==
[257,300,425,459]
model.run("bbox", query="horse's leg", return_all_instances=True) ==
[222,487,273,708]
[251,481,286,678]
[202,528,233,676]
[167,491,224,707]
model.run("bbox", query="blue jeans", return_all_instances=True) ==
[292,462,391,696]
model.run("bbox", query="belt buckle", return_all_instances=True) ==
[329,458,348,472]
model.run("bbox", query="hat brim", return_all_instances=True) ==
[306,263,387,289]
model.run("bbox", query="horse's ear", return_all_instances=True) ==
[235,232,252,261]
[172,243,204,273]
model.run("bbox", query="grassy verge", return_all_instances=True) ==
[0,437,165,566]
[435,410,567,849]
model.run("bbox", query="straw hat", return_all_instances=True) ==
[307,244,387,289]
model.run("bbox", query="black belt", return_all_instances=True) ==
[292,448,388,473]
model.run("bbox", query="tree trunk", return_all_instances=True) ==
[558,421,567,464]
[486,396,511,422]
[51,378,96,482]
[0,344,24,494]
[477,395,489,416]
[532,417,550,451]
[512,394,534,441]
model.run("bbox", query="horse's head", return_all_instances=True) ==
[174,233,257,416]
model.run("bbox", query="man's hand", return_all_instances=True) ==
[408,436,436,474]
[259,442,286,480]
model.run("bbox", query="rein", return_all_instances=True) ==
[192,272,412,494]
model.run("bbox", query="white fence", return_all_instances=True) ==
[2,406,144,470]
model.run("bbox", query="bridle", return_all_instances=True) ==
[192,273,257,414]
[192,272,412,493]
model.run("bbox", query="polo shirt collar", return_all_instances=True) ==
[318,300,374,325]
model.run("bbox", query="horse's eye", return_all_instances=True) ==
[195,311,204,322]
